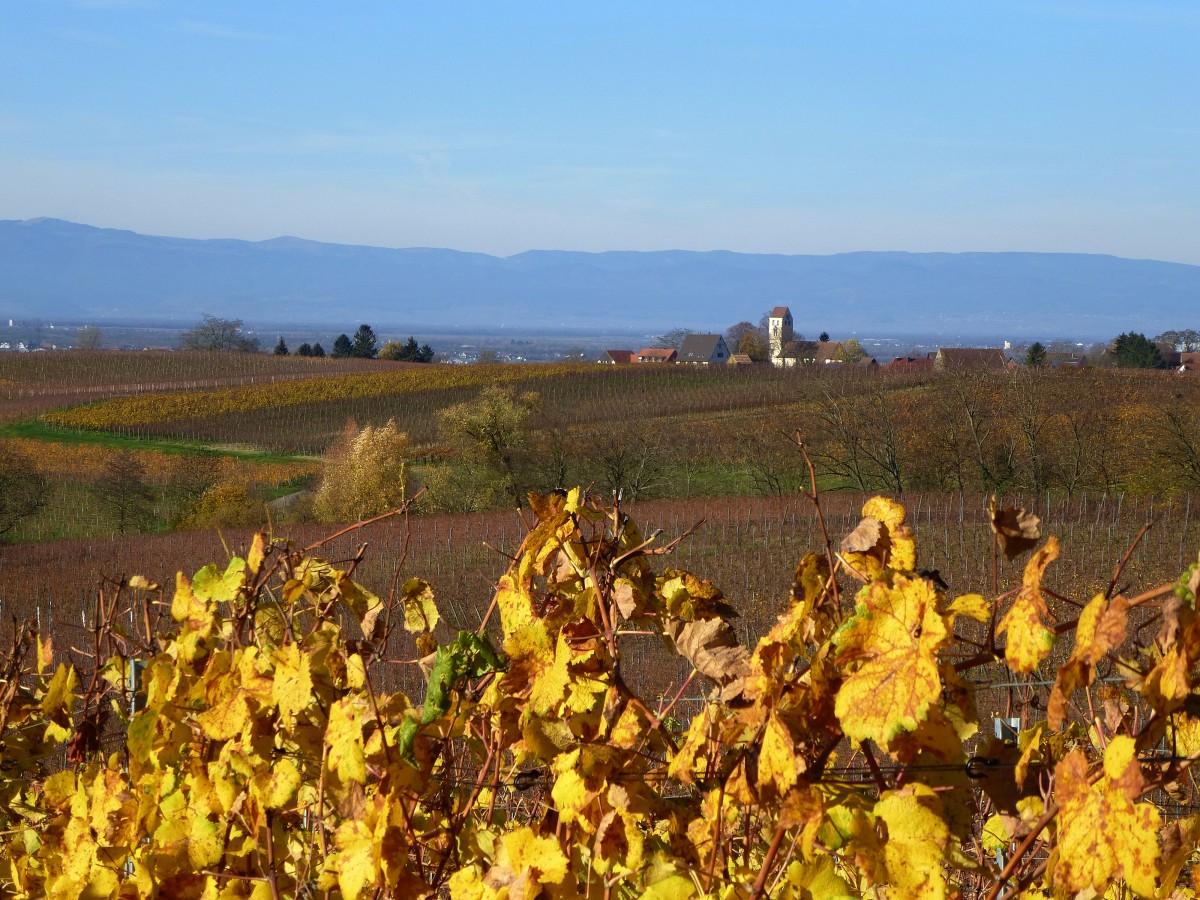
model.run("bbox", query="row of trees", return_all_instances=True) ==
[1025,331,1186,369]
[184,317,433,362]
[276,327,433,362]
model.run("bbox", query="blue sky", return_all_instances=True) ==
[2,2,1198,262]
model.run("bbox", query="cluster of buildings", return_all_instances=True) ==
[602,307,1015,371]
[601,336,735,367]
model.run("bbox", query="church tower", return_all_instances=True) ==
[768,306,793,366]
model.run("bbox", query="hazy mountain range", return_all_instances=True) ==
[2,218,1197,341]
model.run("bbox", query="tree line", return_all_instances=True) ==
[181,316,434,362]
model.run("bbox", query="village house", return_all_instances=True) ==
[678,334,730,364]
[636,347,677,364]
[600,349,634,364]
[888,356,934,373]
[933,348,1009,372]
[775,338,847,366]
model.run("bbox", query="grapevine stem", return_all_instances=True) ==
[749,820,789,900]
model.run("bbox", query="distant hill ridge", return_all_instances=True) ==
[1,218,1196,340]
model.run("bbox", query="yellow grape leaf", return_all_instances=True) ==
[841,496,914,577]
[889,524,917,573]
[638,874,697,899]
[982,812,1012,854]
[1052,735,1160,898]
[495,573,536,635]
[171,571,213,628]
[1142,643,1193,714]
[485,826,568,889]
[947,593,991,623]
[863,495,906,532]
[1168,713,1200,759]
[550,763,596,826]
[127,574,158,591]
[253,757,301,809]
[325,697,367,785]
[997,537,1059,674]
[1047,593,1129,729]
[528,632,571,716]
[447,866,492,900]
[757,711,801,797]
[874,783,951,898]
[272,643,313,725]
[401,577,440,634]
[192,558,247,603]
[833,574,948,749]
[1015,721,1047,787]
[196,682,250,742]
[782,851,855,900]
[331,818,379,900]
[246,531,266,576]
[337,574,384,641]
[43,769,77,810]
[40,662,76,727]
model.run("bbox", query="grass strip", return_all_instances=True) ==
[0,420,316,465]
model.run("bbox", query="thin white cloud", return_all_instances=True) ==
[173,20,276,42]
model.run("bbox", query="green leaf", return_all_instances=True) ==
[192,558,247,603]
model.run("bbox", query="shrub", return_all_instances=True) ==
[180,480,264,529]
[314,419,408,522]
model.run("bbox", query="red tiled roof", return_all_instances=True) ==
[636,348,677,363]
[603,349,635,364]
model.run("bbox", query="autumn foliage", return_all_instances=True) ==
[2,485,1200,898]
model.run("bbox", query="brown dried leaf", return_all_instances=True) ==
[841,516,884,554]
[665,617,751,702]
[1159,594,1194,650]
[989,498,1041,561]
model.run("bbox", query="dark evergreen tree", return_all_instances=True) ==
[1025,342,1047,367]
[819,331,830,342]
[274,336,289,356]
[1113,332,1164,368]
[331,334,353,358]
[351,324,378,359]
[312,343,326,358]
[296,343,313,357]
